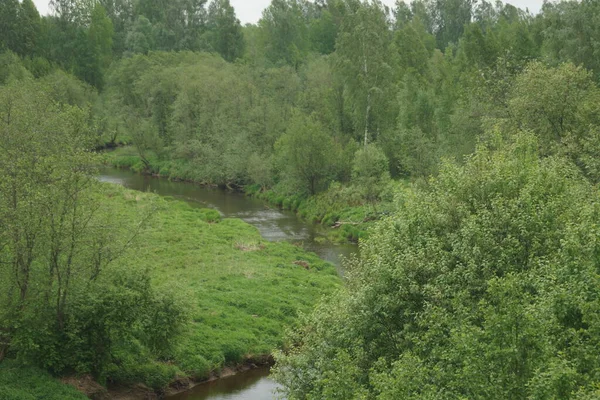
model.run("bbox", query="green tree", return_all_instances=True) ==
[506,62,600,182]
[351,144,390,205]
[274,132,600,398]
[18,0,42,57]
[205,0,245,62]
[125,15,154,54]
[274,112,337,195]
[0,0,21,53]
[334,1,394,146]
[540,0,600,80]
[427,0,475,49]
[258,0,310,68]
[0,79,183,378]
[88,3,114,72]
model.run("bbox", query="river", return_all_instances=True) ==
[99,168,357,400]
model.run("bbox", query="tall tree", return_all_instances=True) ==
[259,0,310,68]
[88,3,114,72]
[205,0,245,62]
[18,0,42,56]
[0,0,21,53]
[334,1,394,146]
[427,0,474,49]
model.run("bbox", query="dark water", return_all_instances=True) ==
[98,168,358,400]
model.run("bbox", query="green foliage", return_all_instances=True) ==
[0,361,86,400]
[506,61,600,182]
[274,132,600,398]
[351,144,390,204]
[540,0,600,81]
[205,0,245,62]
[0,80,184,386]
[0,51,32,84]
[258,0,310,68]
[105,185,341,379]
[274,112,338,195]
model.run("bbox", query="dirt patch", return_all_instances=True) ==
[62,375,110,400]
[293,260,310,270]
[234,242,265,252]
[109,383,158,400]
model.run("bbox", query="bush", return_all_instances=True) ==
[197,208,222,223]
[0,361,86,400]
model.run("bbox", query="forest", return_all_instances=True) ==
[1,0,600,398]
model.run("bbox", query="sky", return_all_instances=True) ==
[32,0,547,24]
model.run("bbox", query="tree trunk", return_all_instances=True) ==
[365,93,371,147]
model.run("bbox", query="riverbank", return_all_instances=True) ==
[107,184,341,390]
[1,183,341,399]
[103,147,399,243]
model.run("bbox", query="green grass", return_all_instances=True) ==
[105,147,401,243]
[0,361,87,400]
[1,184,342,395]
[109,185,341,381]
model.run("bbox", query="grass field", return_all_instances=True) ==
[0,184,341,396]
[108,185,342,383]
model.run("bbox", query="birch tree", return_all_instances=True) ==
[334,1,394,146]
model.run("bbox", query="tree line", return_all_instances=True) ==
[3,0,600,397]
[3,0,600,196]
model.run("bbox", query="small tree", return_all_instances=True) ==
[274,112,336,195]
[351,144,390,206]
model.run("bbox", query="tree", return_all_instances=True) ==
[427,0,475,49]
[274,132,600,398]
[351,144,390,205]
[308,8,338,54]
[88,3,114,71]
[334,1,394,146]
[0,79,183,378]
[0,0,21,53]
[81,3,114,88]
[274,112,337,195]
[540,0,600,81]
[18,0,42,57]
[205,0,245,62]
[125,15,154,54]
[258,0,310,68]
[507,62,600,183]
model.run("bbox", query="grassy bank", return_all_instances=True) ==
[104,147,400,242]
[0,183,341,396]
[0,361,87,400]
[106,185,341,387]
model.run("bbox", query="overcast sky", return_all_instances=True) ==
[33,0,547,24]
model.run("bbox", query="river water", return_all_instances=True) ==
[99,168,357,400]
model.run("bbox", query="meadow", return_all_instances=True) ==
[103,185,342,387]
[2,184,341,398]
